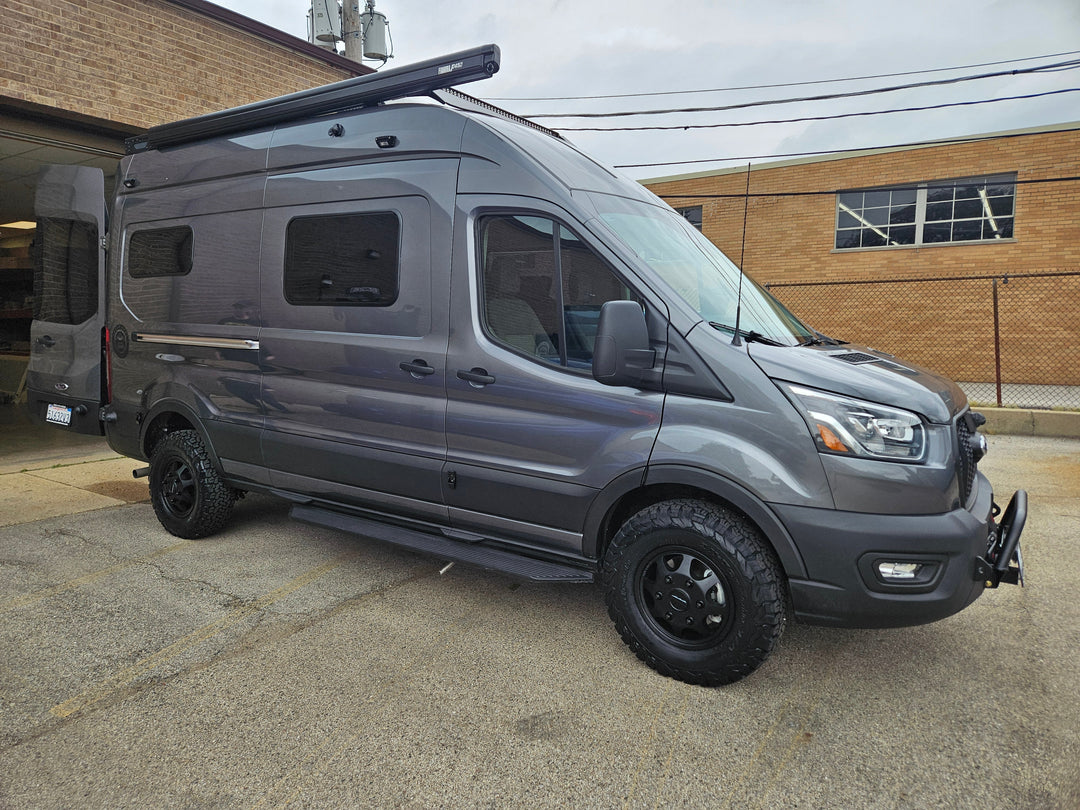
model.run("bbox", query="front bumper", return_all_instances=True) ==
[775,472,1026,628]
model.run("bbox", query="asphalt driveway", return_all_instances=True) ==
[0,433,1077,808]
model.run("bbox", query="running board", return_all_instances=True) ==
[290,505,594,583]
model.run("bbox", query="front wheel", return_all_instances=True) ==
[149,429,237,539]
[602,499,787,686]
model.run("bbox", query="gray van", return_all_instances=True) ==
[27,45,1025,685]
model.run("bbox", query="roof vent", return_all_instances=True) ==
[830,351,881,364]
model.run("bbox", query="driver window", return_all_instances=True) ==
[479,214,634,370]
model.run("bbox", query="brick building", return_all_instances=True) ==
[643,124,1080,403]
[0,0,365,374]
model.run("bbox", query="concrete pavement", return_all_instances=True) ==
[0,404,144,528]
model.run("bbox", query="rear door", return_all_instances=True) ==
[26,165,107,435]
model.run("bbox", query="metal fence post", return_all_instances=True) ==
[992,276,1003,406]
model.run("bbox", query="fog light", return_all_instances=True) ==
[877,561,921,580]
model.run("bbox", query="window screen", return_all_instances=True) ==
[128,227,193,278]
[479,214,635,370]
[284,212,400,306]
[836,174,1015,250]
[33,217,98,325]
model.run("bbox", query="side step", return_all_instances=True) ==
[290,505,594,583]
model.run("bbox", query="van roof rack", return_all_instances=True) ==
[127,44,502,154]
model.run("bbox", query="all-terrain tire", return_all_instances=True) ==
[149,429,237,539]
[602,499,786,686]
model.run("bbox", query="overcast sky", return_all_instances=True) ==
[211,0,1080,180]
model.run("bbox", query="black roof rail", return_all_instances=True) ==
[127,44,501,154]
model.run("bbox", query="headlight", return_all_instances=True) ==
[779,383,927,462]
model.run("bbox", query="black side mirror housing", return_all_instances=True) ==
[592,300,656,387]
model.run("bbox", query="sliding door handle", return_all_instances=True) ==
[399,359,436,377]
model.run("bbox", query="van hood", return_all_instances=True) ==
[746,343,967,425]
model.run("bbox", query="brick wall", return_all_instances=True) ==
[645,128,1080,284]
[0,0,359,128]
[644,128,1080,388]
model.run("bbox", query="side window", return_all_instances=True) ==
[479,214,636,370]
[33,217,98,325]
[284,212,400,306]
[127,226,193,278]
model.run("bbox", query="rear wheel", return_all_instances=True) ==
[603,499,786,686]
[149,429,237,539]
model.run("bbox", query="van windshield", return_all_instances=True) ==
[586,192,815,346]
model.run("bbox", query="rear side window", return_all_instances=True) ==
[284,212,400,306]
[33,217,98,325]
[479,214,636,370]
[127,226,193,278]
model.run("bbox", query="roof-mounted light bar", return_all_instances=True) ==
[432,87,564,141]
[127,43,501,154]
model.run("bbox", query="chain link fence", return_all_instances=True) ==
[766,271,1080,410]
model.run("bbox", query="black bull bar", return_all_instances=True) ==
[976,490,1027,588]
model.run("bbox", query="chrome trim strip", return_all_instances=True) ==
[134,333,259,350]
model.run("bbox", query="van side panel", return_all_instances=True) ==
[106,174,266,471]
[257,158,457,522]
[264,105,468,172]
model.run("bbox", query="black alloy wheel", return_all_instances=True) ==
[636,545,734,647]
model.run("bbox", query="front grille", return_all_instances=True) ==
[956,413,977,506]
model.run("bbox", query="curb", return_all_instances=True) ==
[978,407,1080,439]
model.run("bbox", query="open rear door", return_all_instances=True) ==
[26,165,107,435]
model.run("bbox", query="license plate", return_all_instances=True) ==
[45,403,72,426]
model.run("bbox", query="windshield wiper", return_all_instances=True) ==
[708,322,782,346]
[800,330,847,347]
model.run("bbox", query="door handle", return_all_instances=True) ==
[36,335,56,348]
[399,359,436,377]
[456,367,496,386]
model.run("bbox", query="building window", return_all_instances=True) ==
[284,212,400,306]
[127,226,193,278]
[835,174,1015,250]
[675,205,703,230]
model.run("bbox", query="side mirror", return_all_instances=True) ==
[592,300,656,387]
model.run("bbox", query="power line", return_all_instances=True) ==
[653,175,1080,201]
[555,88,1080,132]
[614,125,1080,169]
[482,49,1080,101]
[524,58,1080,119]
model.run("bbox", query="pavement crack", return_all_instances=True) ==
[164,567,440,675]
[136,558,245,608]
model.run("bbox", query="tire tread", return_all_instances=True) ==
[149,429,236,539]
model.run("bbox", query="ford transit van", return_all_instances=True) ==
[27,45,1025,685]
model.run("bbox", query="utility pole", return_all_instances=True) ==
[342,0,363,62]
